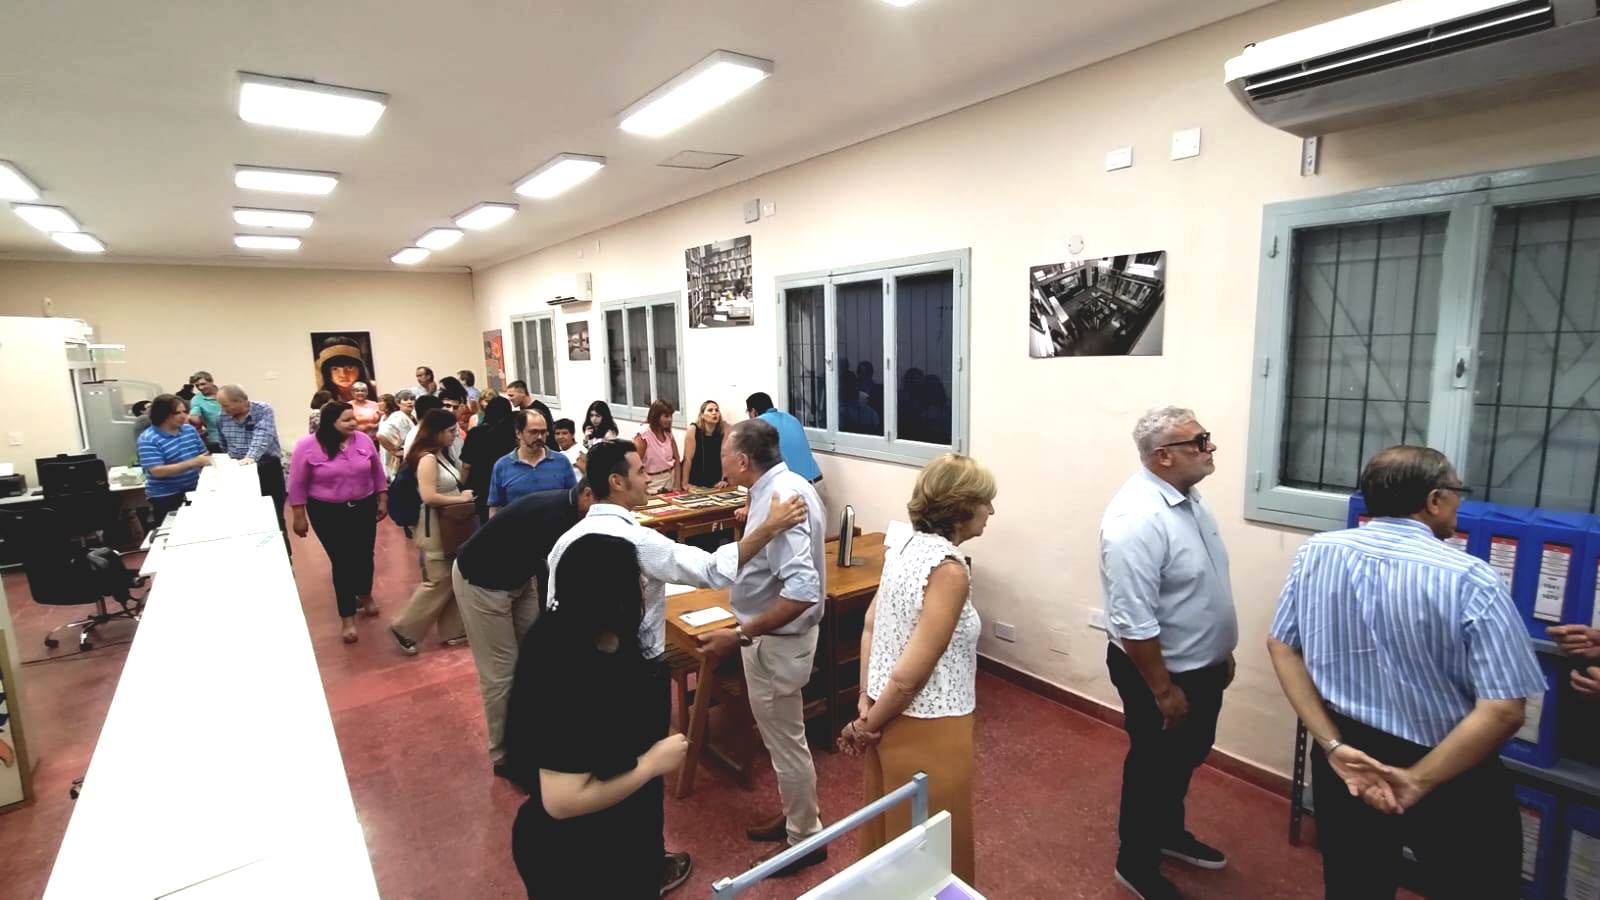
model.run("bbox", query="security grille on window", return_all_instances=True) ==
[511,313,559,404]
[1246,158,1600,531]
[602,293,684,422]
[776,250,969,466]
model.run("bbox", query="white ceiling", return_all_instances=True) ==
[0,0,1273,271]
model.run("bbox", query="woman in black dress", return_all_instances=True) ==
[503,534,690,898]
[681,399,727,490]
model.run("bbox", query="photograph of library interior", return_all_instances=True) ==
[5,1,1600,898]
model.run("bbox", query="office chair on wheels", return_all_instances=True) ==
[0,506,147,651]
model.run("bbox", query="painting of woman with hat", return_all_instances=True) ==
[311,332,378,403]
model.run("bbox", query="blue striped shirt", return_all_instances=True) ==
[1269,517,1545,746]
[136,424,207,498]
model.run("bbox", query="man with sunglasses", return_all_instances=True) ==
[1099,407,1236,900]
[1267,446,1544,898]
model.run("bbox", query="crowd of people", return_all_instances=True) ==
[131,366,1600,899]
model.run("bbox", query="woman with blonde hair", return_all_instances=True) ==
[681,399,728,490]
[842,452,995,887]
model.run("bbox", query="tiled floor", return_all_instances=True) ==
[0,524,1334,899]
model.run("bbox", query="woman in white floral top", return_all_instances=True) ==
[842,452,995,887]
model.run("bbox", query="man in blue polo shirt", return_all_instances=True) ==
[745,392,833,537]
[487,408,574,514]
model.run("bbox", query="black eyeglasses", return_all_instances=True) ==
[1158,432,1212,453]
[1435,483,1474,496]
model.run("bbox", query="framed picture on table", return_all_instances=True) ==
[0,630,34,812]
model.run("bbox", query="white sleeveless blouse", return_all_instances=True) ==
[865,531,980,719]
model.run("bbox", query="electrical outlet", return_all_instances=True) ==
[1170,127,1201,160]
[1105,146,1133,171]
[744,199,761,223]
[762,200,776,218]
[1048,627,1071,656]
[1086,608,1107,631]
[994,622,1017,643]
[6,431,22,446]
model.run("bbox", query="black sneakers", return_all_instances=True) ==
[390,627,418,656]
[1161,833,1227,870]
[1115,864,1181,900]
[660,851,692,896]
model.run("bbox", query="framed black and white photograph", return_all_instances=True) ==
[686,235,753,328]
[566,320,591,361]
[1029,251,1167,357]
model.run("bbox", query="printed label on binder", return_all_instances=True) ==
[1534,544,1570,622]
[1444,532,1468,552]
[1516,689,1543,744]
[1489,537,1518,592]
[1520,808,1540,882]
[1567,830,1600,900]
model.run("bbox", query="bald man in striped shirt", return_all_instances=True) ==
[1268,445,1545,899]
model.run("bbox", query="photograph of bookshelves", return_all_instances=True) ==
[686,234,754,328]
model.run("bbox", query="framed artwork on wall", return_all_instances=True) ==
[1029,251,1167,358]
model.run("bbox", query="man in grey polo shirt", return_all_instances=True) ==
[697,419,828,875]
[1099,406,1237,900]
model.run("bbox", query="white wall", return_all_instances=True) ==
[0,316,87,486]
[0,262,479,453]
[473,0,1600,776]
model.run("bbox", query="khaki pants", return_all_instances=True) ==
[392,550,464,643]
[452,563,541,764]
[860,712,976,886]
[741,626,823,844]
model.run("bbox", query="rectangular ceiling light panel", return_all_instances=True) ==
[12,204,80,233]
[391,247,429,265]
[234,165,339,195]
[234,234,301,251]
[238,72,389,136]
[52,233,105,253]
[0,161,41,201]
[417,228,463,250]
[513,154,606,199]
[618,50,773,137]
[233,207,313,229]
[453,202,518,230]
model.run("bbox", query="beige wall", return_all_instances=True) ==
[0,316,84,486]
[473,0,1600,776]
[0,262,478,452]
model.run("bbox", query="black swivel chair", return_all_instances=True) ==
[0,507,146,651]
[36,454,117,541]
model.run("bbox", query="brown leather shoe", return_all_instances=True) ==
[745,813,787,842]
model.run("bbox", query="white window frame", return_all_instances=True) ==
[1246,155,1600,532]
[600,292,687,425]
[509,310,560,406]
[775,249,970,466]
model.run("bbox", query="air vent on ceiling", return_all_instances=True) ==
[658,150,743,170]
[1243,1,1555,100]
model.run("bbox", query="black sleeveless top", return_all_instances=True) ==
[687,425,724,488]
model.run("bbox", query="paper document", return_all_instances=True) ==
[1520,808,1541,881]
[680,607,735,628]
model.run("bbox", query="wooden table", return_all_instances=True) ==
[665,532,887,796]
[637,488,745,542]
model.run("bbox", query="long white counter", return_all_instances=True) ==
[44,459,379,899]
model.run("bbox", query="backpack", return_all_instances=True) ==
[388,464,423,527]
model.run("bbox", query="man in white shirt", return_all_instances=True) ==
[552,417,586,479]
[697,419,827,874]
[545,438,806,894]
[1099,406,1237,900]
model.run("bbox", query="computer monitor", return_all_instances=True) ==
[37,453,107,498]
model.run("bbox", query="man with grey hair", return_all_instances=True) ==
[699,417,829,875]
[215,384,290,552]
[1098,406,1236,899]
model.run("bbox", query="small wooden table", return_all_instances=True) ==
[665,532,887,797]
[636,489,745,542]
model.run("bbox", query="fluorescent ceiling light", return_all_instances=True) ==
[391,247,429,265]
[234,234,301,251]
[237,72,388,137]
[618,50,774,137]
[416,228,463,250]
[12,204,80,233]
[513,154,606,199]
[453,202,518,230]
[52,232,105,253]
[882,0,921,5]
[234,165,339,195]
[0,161,41,201]
[233,207,313,229]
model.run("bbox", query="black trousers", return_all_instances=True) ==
[1312,714,1521,899]
[646,656,670,862]
[256,455,291,555]
[148,493,185,526]
[305,495,379,619]
[1107,644,1228,871]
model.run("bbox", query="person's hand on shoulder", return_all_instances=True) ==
[765,494,807,534]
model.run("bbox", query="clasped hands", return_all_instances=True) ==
[1546,625,1600,697]
[836,695,882,757]
[1324,743,1428,816]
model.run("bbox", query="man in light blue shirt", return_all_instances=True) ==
[747,391,835,538]
[697,420,827,870]
[1098,406,1236,899]
[1267,445,1545,899]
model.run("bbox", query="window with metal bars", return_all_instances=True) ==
[600,293,685,424]
[510,312,560,405]
[1245,156,1600,531]
[775,250,969,466]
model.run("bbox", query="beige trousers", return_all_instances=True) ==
[392,549,464,643]
[741,625,823,844]
[451,563,541,764]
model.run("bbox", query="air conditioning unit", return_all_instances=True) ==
[547,271,593,306]
[1224,0,1600,137]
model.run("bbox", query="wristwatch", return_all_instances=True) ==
[735,625,754,647]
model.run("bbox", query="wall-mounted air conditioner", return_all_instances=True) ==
[1224,0,1600,137]
[548,271,593,306]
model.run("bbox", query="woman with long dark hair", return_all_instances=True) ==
[287,401,389,644]
[583,400,619,450]
[504,534,690,898]
[390,408,474,655]
[460,395,516,523]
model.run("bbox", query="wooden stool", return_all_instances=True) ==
[667,647,758,795]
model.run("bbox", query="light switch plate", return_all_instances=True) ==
[994,622,1018,642]
[743,199,761,223]
[1105,146,1133,171]
[1171,127,1201,160]
[6,432,22,446]
[762,200,776,218]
